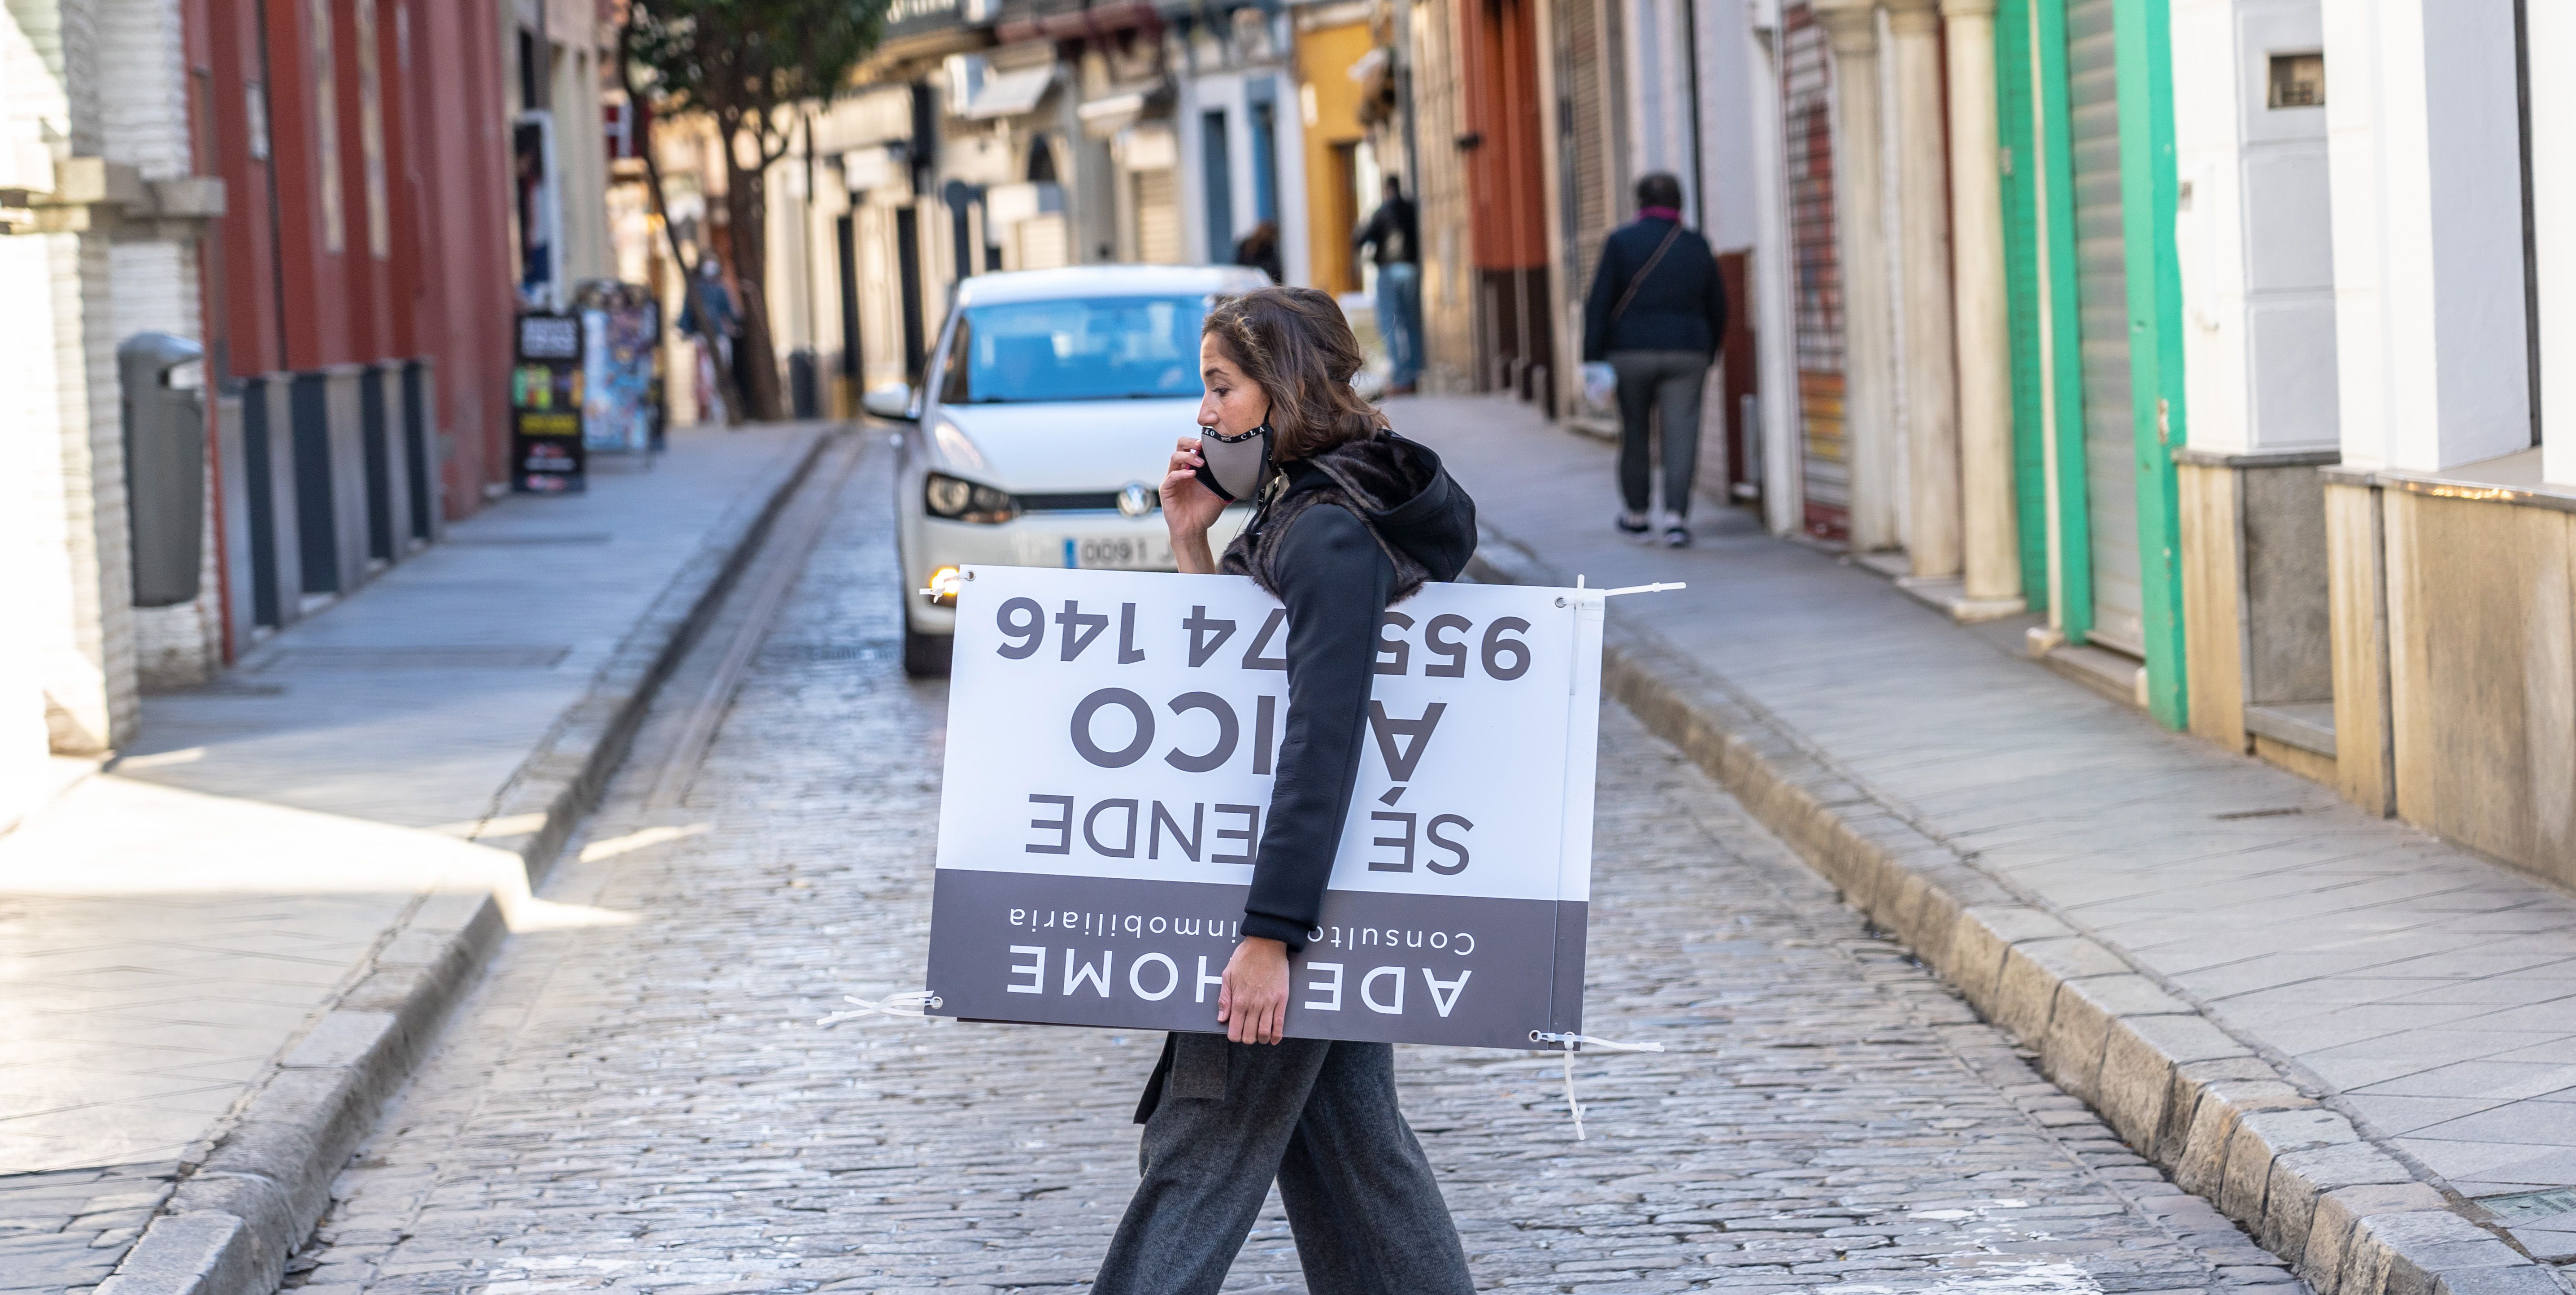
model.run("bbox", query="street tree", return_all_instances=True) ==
[621,0,888,423]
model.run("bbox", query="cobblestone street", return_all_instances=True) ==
[281,434,2302,1295]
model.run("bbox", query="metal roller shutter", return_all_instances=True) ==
[1780,2,1848,541]
[1561,0,1612,303]
[2066,0,2141,653]
[1134,170,1181,265]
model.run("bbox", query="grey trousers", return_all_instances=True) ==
[1609,349,1713,517]
[1094,1034,1474,1295]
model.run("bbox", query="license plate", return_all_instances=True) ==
[1064,535,1172,570]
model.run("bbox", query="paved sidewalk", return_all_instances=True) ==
[1400,396,2576,1270]
[0,423,827,1293]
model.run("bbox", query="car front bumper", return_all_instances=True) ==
[901,507,1252,634]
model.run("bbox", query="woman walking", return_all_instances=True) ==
[1094,286,1479,1295]
[1583,172,1728,547]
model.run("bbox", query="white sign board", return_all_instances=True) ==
[926,565,1606,1049]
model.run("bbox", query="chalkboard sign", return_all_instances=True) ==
[512,312,585,493]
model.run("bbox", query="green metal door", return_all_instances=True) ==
[2066,0,2142,655]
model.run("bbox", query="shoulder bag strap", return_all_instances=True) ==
[1609,222,1686,324]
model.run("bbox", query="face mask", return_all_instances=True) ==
[1195,423,1274,502]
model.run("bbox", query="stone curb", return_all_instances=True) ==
[1467,528,2566,1295]
[94,427,840,1295]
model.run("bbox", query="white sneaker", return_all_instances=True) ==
[1659,511,1691,548]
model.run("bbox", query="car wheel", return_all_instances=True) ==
[902,614,953,677]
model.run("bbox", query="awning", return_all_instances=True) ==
[1077,81,1171,140]
[1112,123,1178,171]
[841,144,911,197]
[958,64,1055,120]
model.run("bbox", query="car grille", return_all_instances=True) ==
[1018,491,1139,513]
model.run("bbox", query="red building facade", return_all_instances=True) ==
[190,0,517,517]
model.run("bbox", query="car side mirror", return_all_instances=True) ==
[863,382,916,422]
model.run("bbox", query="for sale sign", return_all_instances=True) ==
[925,565,1605,1050]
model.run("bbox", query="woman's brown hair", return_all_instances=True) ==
[1202,286,1385,461]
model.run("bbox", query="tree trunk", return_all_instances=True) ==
[722,148,787,422]
[614,27,747,427]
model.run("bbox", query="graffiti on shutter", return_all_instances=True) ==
[1781,2,1848,541]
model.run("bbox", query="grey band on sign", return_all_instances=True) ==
[926,871,1587,1050]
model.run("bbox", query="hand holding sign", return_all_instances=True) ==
[1219,936,1291,1044]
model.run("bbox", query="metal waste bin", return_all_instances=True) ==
[121,331,207,607]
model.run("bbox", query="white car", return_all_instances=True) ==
[870,265,1271,675]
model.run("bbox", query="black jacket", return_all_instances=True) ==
[1137,432,1475,1125]
[1355,196,1419,267]
[1220,432,1476,952]
[1581,216,1727,362]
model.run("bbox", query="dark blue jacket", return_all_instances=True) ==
[1581,217,1727,362]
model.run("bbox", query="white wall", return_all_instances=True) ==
[2171,0,2337,457]
[1622,0,1682,189]
[1743,0,1804,535]
[552,32,614,285]
[9,0,137,754]
[105,0,217,686]
[1177,70,1256,266]
[2324,0,2529,473]
[2532,2,2576,488]
[1696,0,1761,253]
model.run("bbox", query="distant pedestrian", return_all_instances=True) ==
[1355,176,1422,395]
[1232,220,1284,285]
[1583,172,1728,547]
[676,257,739,426]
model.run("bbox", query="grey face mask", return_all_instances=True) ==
[1194,423,1274,502]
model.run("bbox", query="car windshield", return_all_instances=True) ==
[942,296,1207,404]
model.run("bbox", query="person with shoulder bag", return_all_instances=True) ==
[1582,172,1729,547]
[1096,286,1480,1295]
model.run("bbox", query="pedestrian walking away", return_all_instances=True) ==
[1356,177,1423,395]
[1233,219,1285,285]
[1582,172,1727,548]
[1105,284,1479,1295]
[677,256,740,426]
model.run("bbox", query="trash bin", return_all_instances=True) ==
[789,348,821,420]
[121,331,207,607]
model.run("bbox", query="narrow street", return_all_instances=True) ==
[269,431,2299,1295]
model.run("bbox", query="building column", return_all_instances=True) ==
[10,0,137,756]
[1884,0,1958,577]
[1814,0,1900,553]
[1941,0,2021,608]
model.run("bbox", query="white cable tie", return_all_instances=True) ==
[1600,581,1687,597]
[1532,1031,1666,1053]
[816,990,941,1027]
[1529,1032,1666,1141]
[1562,1047,1585,1141]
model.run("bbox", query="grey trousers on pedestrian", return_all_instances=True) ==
[1609,349,1713,518]
[1094,1034,1474,1295]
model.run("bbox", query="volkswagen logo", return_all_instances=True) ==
[1117,481,1154,518]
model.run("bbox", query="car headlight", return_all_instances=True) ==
[921,565,964,606]
[924,471,1017,524]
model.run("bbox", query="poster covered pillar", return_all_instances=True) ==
[1813,0,1900,554]
[1942,0,2022,610]
[1885,0,1960,579]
